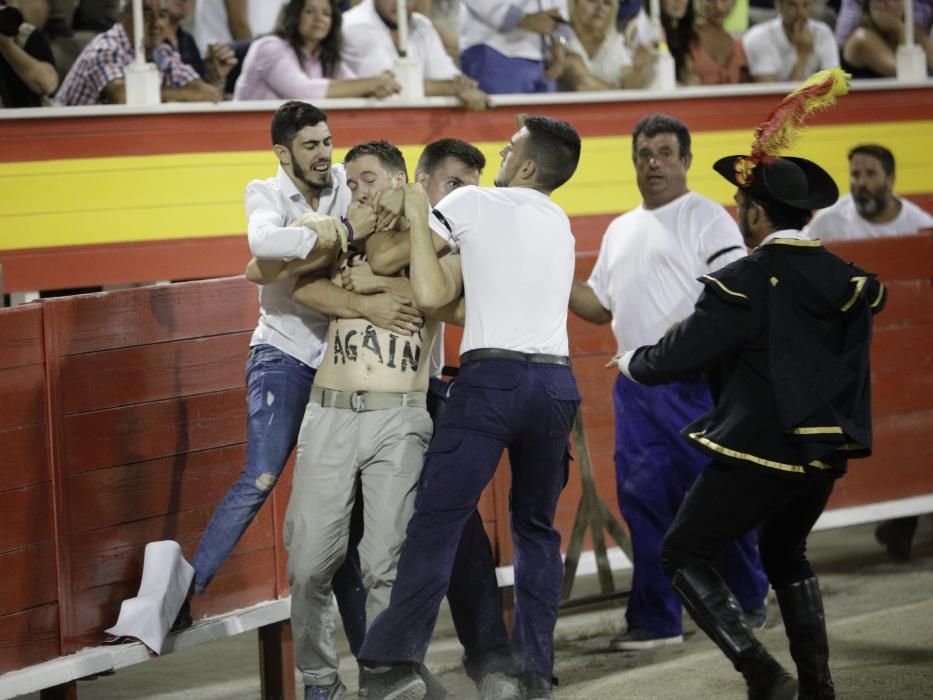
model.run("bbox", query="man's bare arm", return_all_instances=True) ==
[570,280,612,324]
[293,276,423,335]
[406,185,462,309]
[366,229,448,276]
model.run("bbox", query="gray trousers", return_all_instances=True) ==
[284,401,432,686]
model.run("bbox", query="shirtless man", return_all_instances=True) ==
[283,141,441,700]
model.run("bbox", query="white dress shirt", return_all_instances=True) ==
[458,0,569,61]
[743,18,839,81]
[246,164,351,368]
[193,0,288,55]
[341,0,460,80]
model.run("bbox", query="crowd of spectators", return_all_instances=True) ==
[0,0,931,108]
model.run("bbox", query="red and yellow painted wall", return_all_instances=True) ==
[2,85,932,291]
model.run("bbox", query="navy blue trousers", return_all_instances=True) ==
[613,374,769,636]
[359,359,579,677]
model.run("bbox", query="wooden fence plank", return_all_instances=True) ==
[0,541,57,616]
[0,604,60,675]
[43,278,258,356]
[66,444,246,533]
[0,423,49,492]
[0,304,43,369]
[60,332,251,415]
[61,388,246,475]
[0,364,46,432]
[0,482,53,553]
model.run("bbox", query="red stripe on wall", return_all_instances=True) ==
[4,87,931,163]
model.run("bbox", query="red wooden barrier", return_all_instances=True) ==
[0,233,930,684]
[0,304,58,675]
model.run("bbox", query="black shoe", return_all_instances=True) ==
[358,665,426,700]
[743,654,798,700]
[875,517,918,562]
[518,673,554,700]
[170,581,194,632]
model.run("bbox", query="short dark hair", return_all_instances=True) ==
[743,191,813,231]
[345,140,408,177]
[631,113,691,160]
[277,0,343,76]
[270,101,328,148]
[848,144,895,176]
[417,138,486,175]
[523,116,581,191]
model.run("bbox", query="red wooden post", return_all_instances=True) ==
[259,620,296,700]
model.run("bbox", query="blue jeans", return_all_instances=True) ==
[460,45,555,94]
[359,359,579,678]
[192,344,316,593]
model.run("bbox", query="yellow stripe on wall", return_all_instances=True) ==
[2,121,931,251]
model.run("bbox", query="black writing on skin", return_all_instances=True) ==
[333,324,422,372]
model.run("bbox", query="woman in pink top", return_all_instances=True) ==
[684,0,749,85]
[234,0,400,100]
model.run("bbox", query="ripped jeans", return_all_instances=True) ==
[192,344,316,593]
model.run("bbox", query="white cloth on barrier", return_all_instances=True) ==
[104,540,194,655]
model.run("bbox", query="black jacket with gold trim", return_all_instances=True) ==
[627,237,886,478]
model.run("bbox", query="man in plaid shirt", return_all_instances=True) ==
[55,0,219,106]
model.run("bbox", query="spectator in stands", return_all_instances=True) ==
[560,0,653,90]
[54,0,220,105]
[570,114,768,653]
[0,0,59,107]
[165,0,236,88]
[340,0,489,109]
[806,144,933,238]
[743,0,839,81]
[807,143,932,563]
[684,0,749,84]
[234,0,400,100]
[656,0,696,85]
[192,0,287,55]
[458,0,570,94]
[838,0,933,77]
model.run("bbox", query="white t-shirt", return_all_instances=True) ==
[429,186,575,356]
[805,194,933,241]
[341,0,460,80]
[564,25,632,87]
[742,18,839,81]
[459,0,569,61]
[587,191,747,353]
[246,164,352,368]
[193,0,288,55]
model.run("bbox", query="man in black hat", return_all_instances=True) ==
[611,153,886,700]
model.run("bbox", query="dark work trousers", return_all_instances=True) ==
[341,377,512,681]
[613,375,768,635]
[358,358,580,678]
[661,461,837,589]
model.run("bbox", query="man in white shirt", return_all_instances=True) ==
[357,116,582,700]
[184,102,412,648]
[459,0,570,93]
[806,143,933,240]
[341,0,489,110]
[743,0,839,82]
[569,114,768,652]
[192,0,287,55]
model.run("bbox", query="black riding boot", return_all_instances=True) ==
[672,564,797,700]
[776,577,835,700]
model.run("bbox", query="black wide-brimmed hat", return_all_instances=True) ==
[713,155,839,210]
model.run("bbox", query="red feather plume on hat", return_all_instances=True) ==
[734,69,850,188]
